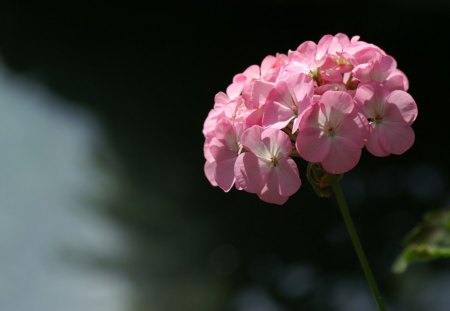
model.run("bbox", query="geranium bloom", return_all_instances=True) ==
[202,80,245,138]
[355,83,418,156]
[263,73,314,131]
[202,33,418,205]
[296,91,366,174]
[204,119,242,192]
[234,126,300,205]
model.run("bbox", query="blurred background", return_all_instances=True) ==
[0,1,449,311]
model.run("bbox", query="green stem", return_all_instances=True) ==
[330,178,387,311]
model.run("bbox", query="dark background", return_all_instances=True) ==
[0,1,448,310]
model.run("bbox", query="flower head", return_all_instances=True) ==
[203,33,418,204]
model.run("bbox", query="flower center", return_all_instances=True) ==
[270,155,279,167]
[308,68,321,85]
[290,97,298,114]
[368,114,383,125]
[324,122,336,137]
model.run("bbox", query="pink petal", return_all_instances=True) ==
[328,34,347,54]
[263,83,296,129]
[295,41,317,62]
[378,122,415,155]
[278,61,309,81]
[337,113,366,148]
[258,158,300,205]
[240,126,268,159]
[292,74,314,112]
[203,136,214,158]
[232,73,248,84]
[259,189,289,205]
[296,127,331,163]
[296,104,331,162]
[234,152,263,193]
[348,44,382,64]
[294,41,319,68]
[371,55,397,82]
[209,139,236,162]
[261,55,276,77]
[385,90,418,125]
[352,63,372,83]
[316,35,333,61]
[263,102,295,129]
[214,157,237,192]
[384,69,409,91]
[335,33,351,47]
[365,125,390,157]
[204,161,218,186]
[320,91,354,125]
[212,118,234,140]
[322,136,362,174]
[275,158,301,196]
[354,84,375,107]
[226,80,244,99]
[354,84,389,120]
[208,138,238,191]
[214,92,230,108]
[242,64,261,80]
[261,127,292,158]
[245,107,264,127]
[242,80,274,109]
[350,35,360,43]
[202,111,220,137]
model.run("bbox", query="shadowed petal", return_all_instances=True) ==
[322,136,362,174]
[378,122,415,155]
[385,90,418,125]
[296,127,331,163]
[263,83,296,129]
[261,127,292,158]
[258,160,299,205]
[365,125,390,157]
[320,91,354,126]
[204,161,218,186]
[276,158,301,196]
[215,157,237,192]
[234,152,263,193]
[240,126,268,159]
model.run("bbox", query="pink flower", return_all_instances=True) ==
[384,69,409,91]
[234,126,301,205]
[296,91,367,174]
[204,119,242,192]
[354,83,418,156]
[263,73,314,131]
[202,78,245,138]
[241,54,288,109]
[352,52,397,83]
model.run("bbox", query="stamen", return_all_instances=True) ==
[270,155,279,167]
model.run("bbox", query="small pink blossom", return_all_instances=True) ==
[203,78,245,138]
[296,91,366,174]
[263,73,314,131]
[204,119,242,192]
[234,126,301,205]
[241,54,288,109]
[353,53,397,83]
[355,83,418,156]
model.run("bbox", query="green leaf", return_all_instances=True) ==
[392,208,450,274]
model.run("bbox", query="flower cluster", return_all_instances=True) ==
[203,33,418,205]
